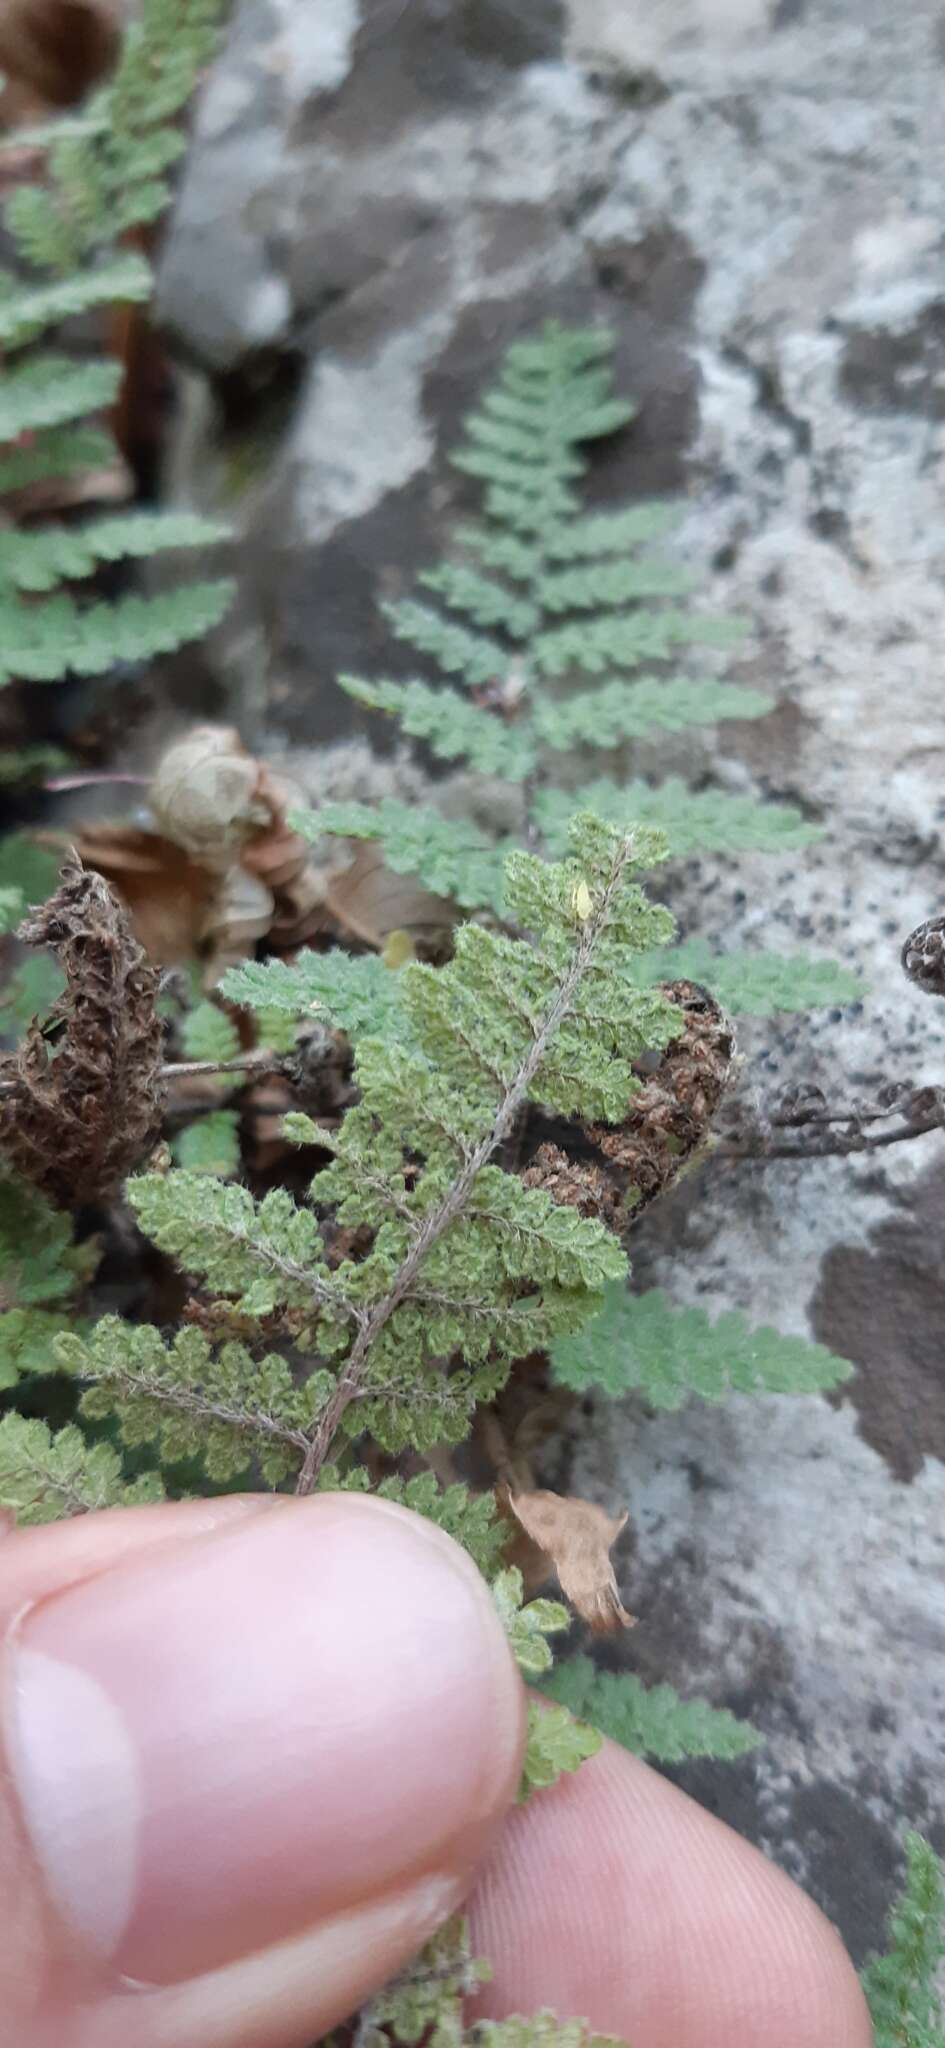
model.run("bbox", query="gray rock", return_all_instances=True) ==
[159,0,945,1958]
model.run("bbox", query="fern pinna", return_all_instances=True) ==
[0,0,232,695]
[300,322,858,1022]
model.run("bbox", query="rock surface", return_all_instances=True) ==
[159,0,945,1957]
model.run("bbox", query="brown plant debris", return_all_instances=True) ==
[503,1488,634,1634]
[70,727,325,973]
[901,916,945,999]
[521,979,734,1239]
[0,860,165,1205]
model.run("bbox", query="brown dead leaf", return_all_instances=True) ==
[68,728,325,975]
[0,859,165,1205]
[64,825,216,965]
[325,842,453,953]
[503,1488,635,1634]
[0,0,122,121]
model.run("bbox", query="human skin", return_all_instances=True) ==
[0,1493,872,2048]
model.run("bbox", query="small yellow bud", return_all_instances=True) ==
[571,879,593,922]
[381,928,416,968]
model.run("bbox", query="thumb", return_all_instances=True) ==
[1,1493,525,2048]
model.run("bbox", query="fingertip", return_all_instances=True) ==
[470,1734,872,2048]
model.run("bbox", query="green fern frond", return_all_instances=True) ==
[550,1284,853,1406]
[475,2015,623,2048]
[0,1414,164,1523]
[222,948,408,1041]
[0,580,235,686]
[0,835,69,905]
[535,558,697,612]
[531,778,819,857]
[632,940,863,1016]
[0,890,24,935]
[173,1111,241,1177]
[533,609,745,678]
[519,1700,602,1803]
[493,1564,570,1679]
[127,1175,346,1322]
[3,512,229,594]
[341,677,537,780]
[544,502,682,559]
[381,602,508,689]
[862,1834,945,2048]
[0,1308,83,1386]
[541,1654,760,1763]
[419,562,540,637]
[533,678,772,751]
[0,425,118,497]
[290,798,511,916]
[181,1000,241,1065]
[58,1317,326,1487]
[0,356,122,440]
[0,746,69,787]
[0,954,65,1035]
[0,252,153,352]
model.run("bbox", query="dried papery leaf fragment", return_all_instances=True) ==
[149,726,281,869]
[325,840,454,953]
[72,728,324,974]
[504,1488,634,1634]
[64,825,216,966]
[0,860,164,1205]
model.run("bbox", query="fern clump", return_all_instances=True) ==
[541,1653,760,1765]
[298,322,858,1019]
[862,1834,945,2048]
[0,0,233,695]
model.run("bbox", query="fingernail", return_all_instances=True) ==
[5,1495,523,1986]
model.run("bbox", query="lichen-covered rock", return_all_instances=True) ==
[159,0,945,1951]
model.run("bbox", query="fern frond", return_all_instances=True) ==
[0,252,153,351]
[290,798,511,916]
[493,1564,570,1678]
[0,580,235,686]
[533,609,745,678]
[59,1317,330,1486]
[541,1654,761,1762]
[0,1307,81,1385]
[545,502,682,559]
[0,1415,164,1523]
[340,676,537,780]
[531,777,819,857]
[419,562,539,638]
[0,355,122,440]
[533,678,772,751]
[381,601,508,689]
[0,1177,95,1306]
[475,2015,623,2048]
[173,1110,241,1177]
[862,1834,945,2048]
[223,948,407,1041]
[550,1284,853,1406]
[0,954,65,1035]
[519,1699,602,1802]
[181,1000,241,1065]
[127,1175,351,1323]
[3,512,230,594]
[631,940,863,1015]
[0,425,118,497]
[535,558,697,612]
